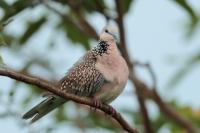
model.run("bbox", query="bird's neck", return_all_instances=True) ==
[93,40,119,56]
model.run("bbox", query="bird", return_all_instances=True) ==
[22,24,129,123]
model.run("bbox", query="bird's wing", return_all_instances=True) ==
[22,51,105,123]
[59,51,106,97]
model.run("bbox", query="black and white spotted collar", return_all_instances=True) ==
[92,40,109,56]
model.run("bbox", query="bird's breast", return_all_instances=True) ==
[95,52,129,103]
[94,43,129,103]
[95,52,129,85]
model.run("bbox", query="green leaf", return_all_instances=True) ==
[166,66,190,89]
[152,113,167,132]
[2,0,35,22]
[174,0,198,21]
[56,0,107,15]
[121,0,133,14]
[81,0,99,13]
[19,16,47,44]
[0,33,16,47]
[188,52,200,64]
[173,0,199,36]
[1,18,14,28]
[0,55,3,64]
[0,1,9,9]
[0,34,7,46]
[151,100,200,132]
[168,100,200,130]
[60,21,90,50]
[70,0,107,14]
[166,52,200,89]
[121,108,142,125]
[0,19,14,46]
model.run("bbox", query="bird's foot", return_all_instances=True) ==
[107,105,117,116]
[91,97,102,110]
[90,97,116,116]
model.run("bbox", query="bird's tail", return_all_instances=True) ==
[22,95,66,123]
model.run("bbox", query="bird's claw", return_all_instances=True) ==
[108,106,116,116]
[90,97,116,116]
[93,97,102,108]
[91,97,102,111]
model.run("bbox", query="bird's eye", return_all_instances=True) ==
[105,29,108,33]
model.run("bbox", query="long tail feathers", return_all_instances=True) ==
[22,95,66,123]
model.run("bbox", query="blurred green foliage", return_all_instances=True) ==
[59,21,91,50]
[0,0,200,133]
[19,16,47,44]
[121,0,133,14]
[0,55,3,64]
[167,50,200,89]
[0,34,7,46]
[153,100,200,132]
[174,0,199,36]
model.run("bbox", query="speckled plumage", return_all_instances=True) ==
[22,25,129,123]
[59,41,109,96]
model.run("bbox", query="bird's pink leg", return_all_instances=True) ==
[92,96,103,109]
[91,97,116,116]
[107,105,117,116]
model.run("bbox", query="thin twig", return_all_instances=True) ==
[134,61,157,89]
[1,18,14,27]
[0,67,139,133]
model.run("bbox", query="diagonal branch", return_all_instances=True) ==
[150,89,198,133]
[134,61,157,89]
[130,74,198,133]
[132,61,197,133]
[0,67,139,133]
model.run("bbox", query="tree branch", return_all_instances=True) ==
[130,74,198,133]
[129,72,153,133]
[132,61,197,133]
[0,67,139,133]
[134,61,157,89]
[115,0,133,68]
[115,1,153,133]
[151,89,198,133]
[114,1,197,133]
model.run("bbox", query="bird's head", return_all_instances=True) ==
[99,25,120,44]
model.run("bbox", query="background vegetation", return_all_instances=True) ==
[0,0,200,133]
